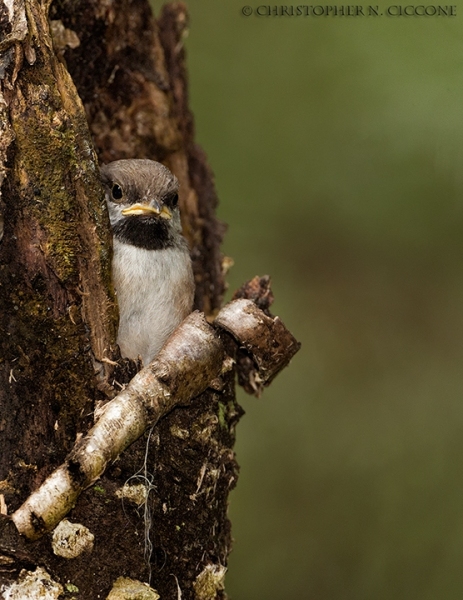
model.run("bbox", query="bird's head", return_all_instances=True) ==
[101,159,183,250]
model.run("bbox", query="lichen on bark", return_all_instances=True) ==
[0,0,117,509]
[0,2,300,598]
[0,1,235,597]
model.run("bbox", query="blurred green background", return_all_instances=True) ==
[171,2,463,598]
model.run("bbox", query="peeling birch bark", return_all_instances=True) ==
[10,298,299,540]
[216,298,301,396]
[106,577,160,600]
[11,311,224,540]
[0,566,63,600]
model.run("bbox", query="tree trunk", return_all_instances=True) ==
[0,2,299,598]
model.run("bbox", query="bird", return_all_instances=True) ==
[101,159,195,366]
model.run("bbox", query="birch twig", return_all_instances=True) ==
[11,311,223,540]
[11,297,300,540]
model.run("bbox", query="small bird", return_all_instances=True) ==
[101,159,194,365]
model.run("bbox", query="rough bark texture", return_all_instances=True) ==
[0,1,236,598]
[0,0,117,514]
[51,0,226,315]
[11,311,226,541]
[0,1,300,599]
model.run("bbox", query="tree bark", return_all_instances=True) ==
[0,2,299,599]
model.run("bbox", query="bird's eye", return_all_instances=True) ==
[112,184,123,201]
[169,193,179,208]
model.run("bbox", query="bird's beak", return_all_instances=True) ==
[121,203,172,220]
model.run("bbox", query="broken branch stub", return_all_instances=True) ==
[231,274,275,315]
[10,297,300,540]
[214,298,301,396]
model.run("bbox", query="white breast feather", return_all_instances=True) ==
[112,239,194,365]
